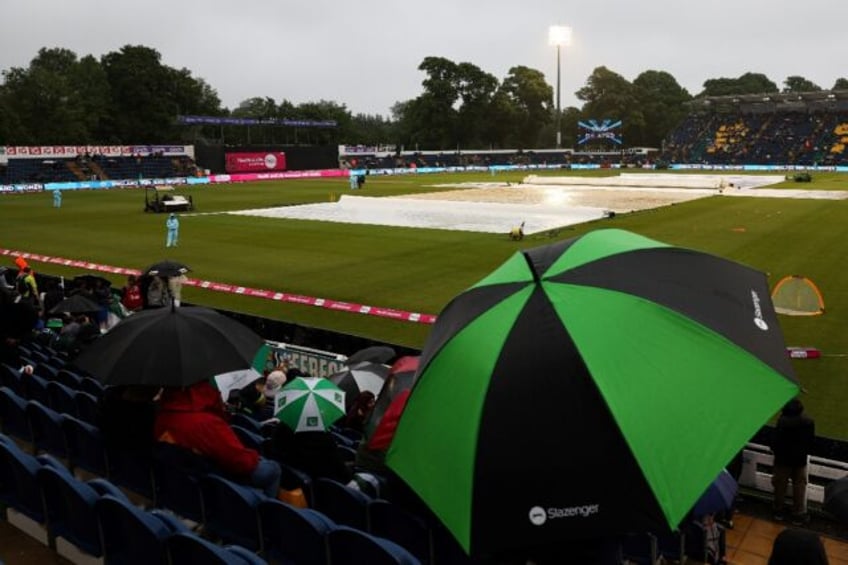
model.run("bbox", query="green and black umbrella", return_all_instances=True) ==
[386,228,798,557]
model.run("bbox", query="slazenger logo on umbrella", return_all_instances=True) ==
[528,504,600,526]
[752,290,769,330]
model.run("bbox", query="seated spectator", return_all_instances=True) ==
[342,391,376,433]
[263,368,287,402]
[98,385,162,457]
[120,274,143,313]
[154,380,281,497]
[270,424,354,487]
[229,376,274,422]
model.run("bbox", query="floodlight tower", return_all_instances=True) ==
[548,25,572,149]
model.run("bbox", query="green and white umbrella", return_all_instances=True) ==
[386,228,799,556]
[275,377,346,432]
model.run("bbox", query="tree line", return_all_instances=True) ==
[2,45,847,150]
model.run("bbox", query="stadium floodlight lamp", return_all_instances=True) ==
[548,25,572,148]
[548,25,572,47]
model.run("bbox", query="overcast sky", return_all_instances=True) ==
[3,0,845,117]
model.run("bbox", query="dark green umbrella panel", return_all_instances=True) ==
[386,228,798,556]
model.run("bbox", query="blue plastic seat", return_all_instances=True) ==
[230,412,262,433]
[0,363,24,396]
[73,390,99,424]
[0,386,32,442]
[167,531,268,564]
[313,477,373,531]
[96,494,180,565]
[232,425,265,452]
[107,447,155,500]
[152,442,207,523]
[79,376,106,399]
[38,464,105,556]
[47,380,79,416]
[23,373,50,405]
[279,462,314,506]
[55,369,83,391]
[26,400,68,458]
[327,525,421,565]
[200,474,265,551]
[259,499,335,565]
[369,499,432,564]
[61,414,109,477]
[0,440,47,523]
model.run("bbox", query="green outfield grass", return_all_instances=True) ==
[3,170,848,438]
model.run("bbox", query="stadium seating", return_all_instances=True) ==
[61,414,109,477]
[313,477,373,531]
[259,499,336,565]
[327,525,421,565]
[46,380,78,417]
[26,400,68,458]
[96,494,186,564]
[0,386,33,443]
[167,531,268,564]
[368,499,432,564]
[199,474,265,552]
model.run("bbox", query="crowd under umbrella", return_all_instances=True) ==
[386,228,799,557]
[275,376,346,432]
[48,294,101,315]
[363,355,420,452]
[74,305,265,387]
[328,361,389,411]
[343,345,396,366]
[143,260,191,278]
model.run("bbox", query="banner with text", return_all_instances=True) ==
[225,152,287,173]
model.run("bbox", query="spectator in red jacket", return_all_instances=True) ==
[154,380,280,497]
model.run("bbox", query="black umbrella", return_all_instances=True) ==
[74,305,265,387]
[824,476,848,523]
[49,294,100,314]
[328,361,389,410]
[364,355,420,451]
[144,260,191,278]
[73,273,112,288]
[386,228,799,556]
[344,345,396,366]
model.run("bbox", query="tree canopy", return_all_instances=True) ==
[0,45,842,150]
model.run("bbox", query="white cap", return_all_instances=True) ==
[264,370,287,397]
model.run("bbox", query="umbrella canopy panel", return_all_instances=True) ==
[74,306,265,387]
[275,377,346,432]
[387,228,798,556]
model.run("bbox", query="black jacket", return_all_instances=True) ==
[772,410,815,467]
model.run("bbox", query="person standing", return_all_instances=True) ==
[771,398,815,524]
[165,213,180,247]
[53,189,62,208]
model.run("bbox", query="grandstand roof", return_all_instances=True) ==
[689,90,848,112]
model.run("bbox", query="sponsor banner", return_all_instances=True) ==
[178,115,337,128]
[258,341,348,380]
[338,144,397,156]
[225,152,287,173]
[0,248,438,325]
[0,183,43,193]
[208,169,346,184]
[130,145,190,156]
[2,145,191,159]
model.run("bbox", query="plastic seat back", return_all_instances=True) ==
[327,525,421,565]
[313,477,372,531]
[259,499,335,565]
[199,474,264,551]
[96,495,172,565]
